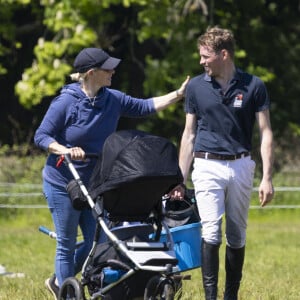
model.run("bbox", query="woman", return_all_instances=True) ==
[34,47,189,299]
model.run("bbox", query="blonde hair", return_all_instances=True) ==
[70,67,101,82]
[70,72,87,82]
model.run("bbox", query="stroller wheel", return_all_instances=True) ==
[144,275,175,300]
[58,277,84,300]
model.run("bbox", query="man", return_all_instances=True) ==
[172,27,274,300]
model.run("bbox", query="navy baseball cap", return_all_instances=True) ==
[73,48,121,73]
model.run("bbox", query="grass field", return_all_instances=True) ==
[0,206,300,300]
[1,167,300,299]
[181,209,300,300]
[1,144,300,299]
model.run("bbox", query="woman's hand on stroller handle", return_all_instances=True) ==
[68,146,86,160]
[56,151,99,167]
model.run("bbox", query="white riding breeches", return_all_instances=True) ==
[191,156,256,248]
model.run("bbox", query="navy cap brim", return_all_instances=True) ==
[100,57,121,70]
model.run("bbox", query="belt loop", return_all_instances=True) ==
[205,152,208,159]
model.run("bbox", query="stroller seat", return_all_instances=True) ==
[98,178,176,222]
[110,223,154,241]
[111,223,178,266]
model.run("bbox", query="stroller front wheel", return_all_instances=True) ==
[144,275,175,300]
[58,277,84,300]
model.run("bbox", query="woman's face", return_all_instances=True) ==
[91,68,115,87]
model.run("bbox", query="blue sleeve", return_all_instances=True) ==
[34,95,74,151]
[113,90,156,117]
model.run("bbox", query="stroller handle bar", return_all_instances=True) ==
[56,153,99,168]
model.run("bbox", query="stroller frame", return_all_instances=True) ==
[57,151,187,300]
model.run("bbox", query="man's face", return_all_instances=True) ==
[199,45,223,77]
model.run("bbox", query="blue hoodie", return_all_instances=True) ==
[34,82,155,187]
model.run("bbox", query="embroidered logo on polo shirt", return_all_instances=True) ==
[233,93,243,107]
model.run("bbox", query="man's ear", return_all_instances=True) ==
[220,49,231,60]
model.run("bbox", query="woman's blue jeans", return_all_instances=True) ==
[43,180,96,287]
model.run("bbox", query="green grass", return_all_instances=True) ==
[180,209,300,300]
[0,210,55,300]
[0,208,300,299]
[0,166,299,299]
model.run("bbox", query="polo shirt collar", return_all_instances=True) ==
[204,68,243,83]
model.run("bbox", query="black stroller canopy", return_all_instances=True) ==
[88,130,183,220]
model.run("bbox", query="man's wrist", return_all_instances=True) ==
[176,90,183,98]
[180,183,186,189]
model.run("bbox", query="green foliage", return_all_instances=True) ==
[13,0,161,108]
[0,0,30,3]
[0,0,299,172]
[246,63,276,83]
[288,122,300,137]
[13,0,210,110]
[0,0,42,76]
[15,0,98,108]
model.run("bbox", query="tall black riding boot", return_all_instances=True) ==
[201,239,220,300]
[224,245,245,300]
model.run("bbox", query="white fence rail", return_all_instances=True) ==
[0,182,300,209]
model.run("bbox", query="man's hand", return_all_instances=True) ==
[259,178,274,207]
[168,184,186,200]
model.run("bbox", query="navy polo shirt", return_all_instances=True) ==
[185,69,270,155]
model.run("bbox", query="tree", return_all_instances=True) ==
[0,0,299,170]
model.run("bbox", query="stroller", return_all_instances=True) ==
[56,129,190,300]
